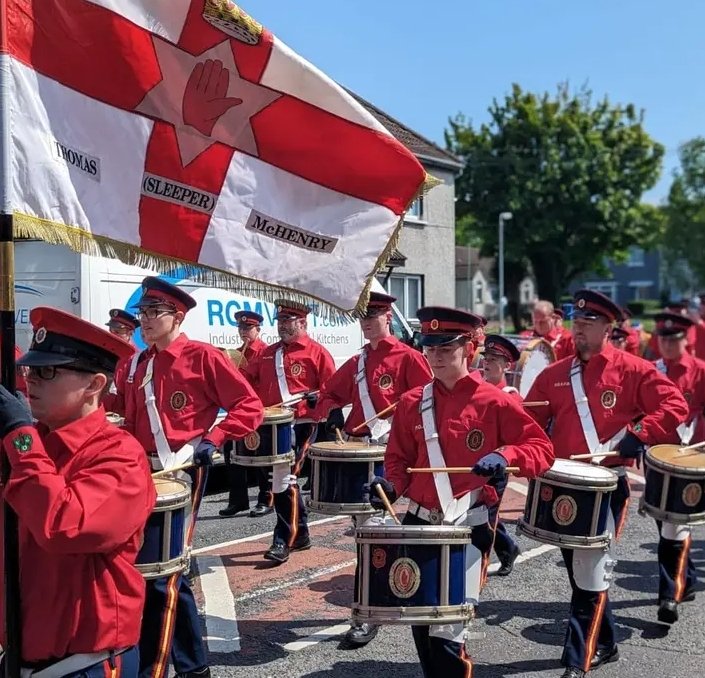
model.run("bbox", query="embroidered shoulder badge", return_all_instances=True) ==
[170,391,187,411]
[600,390,616,409]
[466,429,485,451]
[378,374,393,391]
[290,363,303,377]
[13,433,32,453]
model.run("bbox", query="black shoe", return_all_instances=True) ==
[658,599,678,624]
[249,504,274,517]
[590,645,619,669]
[218,504,249,517]
[175,669,210,678]
[560,669,585,678]
[264,541,290,563]
[343,623,379,646]
[682,587,696,602]
[291,535,312,551]
[495,545,520,576]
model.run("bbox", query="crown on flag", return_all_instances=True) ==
[203,0,263,44]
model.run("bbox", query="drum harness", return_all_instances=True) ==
[354,348,392,444]
[656,359,696,444]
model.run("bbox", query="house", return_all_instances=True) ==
[350,94,463,323]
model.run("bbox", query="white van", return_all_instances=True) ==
[13,240,414,362]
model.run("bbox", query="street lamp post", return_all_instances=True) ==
[498,211,513,334]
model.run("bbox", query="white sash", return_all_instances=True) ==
[570,358,626,455]
[420,384,476,524]
[141,354,201,471]
[501,385,520,395]
[657,359,697,444]
[274,346,294,403]
[356,349,392,441]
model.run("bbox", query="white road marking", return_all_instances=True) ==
[627,471,645,485]
[487,542,557,573]
[282,624,352,652]
[198,555,241,653]
[507,480,528,496]
[191,515,345,555]
[233,558,357,604]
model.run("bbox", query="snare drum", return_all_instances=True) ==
[518,459,618,549]
[136,477,190,580]
[640,445,705,524]
[352,524,474,625]
[232,406,295,467]
[307,441,385,515]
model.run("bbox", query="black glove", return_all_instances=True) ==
[325,408,345,437]
[0,385,33,439]
[364,476,397,509]
[305,392,319,409]
[472,451,508,478]
[616,432,647,461]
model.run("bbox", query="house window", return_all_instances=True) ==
[628,281,652,300]
[520,279,534,304]
[406,196,424,221]
[627,247,645,267]
[586,282,617,300]
[380,274,423,320]
[474,280,483,305]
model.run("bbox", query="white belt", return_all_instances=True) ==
[407,499,488,527]
[20,648,128,678]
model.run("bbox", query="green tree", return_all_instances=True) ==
[663,137,705,290]
[446,83,665,307]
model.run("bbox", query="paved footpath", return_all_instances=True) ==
[186,469,705,678]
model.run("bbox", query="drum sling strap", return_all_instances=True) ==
[502,385,520,395]
[356,348,392,441]
[570,358,627,456]
[656,359,696,444]
[275,346,294,404]
[140,353,202,472]
[420,384,482,525]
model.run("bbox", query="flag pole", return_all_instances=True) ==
[0,2,23,676]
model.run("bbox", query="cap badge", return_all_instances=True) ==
[665,319,673,328]
[577,299,586,309]
[110,309,119,318]
[466,429,485,451]
[601,390,617,409]
[487,341,495,349]
[34,327,47,344]
[170,391,188,411]
[430,319,439,330]
[378,374,393,391]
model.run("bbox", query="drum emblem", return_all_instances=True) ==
[552,495,578,526]
[170,391,187,411]
[290,363,303,377]
[244,431,261,451]
[372,548,387,569]
[466,429,485,451]
[388,557,421,599]
[682,483,703,508]
[540,485,554,502]
[378,374,393,391]
[600,390,617,409]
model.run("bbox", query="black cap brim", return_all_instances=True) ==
[572,309,608,321]
[16,350,79,367]
[418,333,464,347]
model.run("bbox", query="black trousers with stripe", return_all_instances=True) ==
[656,520,697,602]
[223,441,271,508]
[561,474,630,671]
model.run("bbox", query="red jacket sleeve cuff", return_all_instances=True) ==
[205,427,226,448]
[3,425,44,467]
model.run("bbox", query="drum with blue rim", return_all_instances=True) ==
[136,477,190,580]
[307,441,385,515]
[352,524,474,625]
[640,445,705,524]
[518,459,618,549]
[233,406,295,467]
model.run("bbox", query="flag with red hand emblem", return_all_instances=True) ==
[4,0,428,313]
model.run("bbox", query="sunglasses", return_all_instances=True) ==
[27,365,97,381]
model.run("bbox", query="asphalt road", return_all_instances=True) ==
[186,468,705,678]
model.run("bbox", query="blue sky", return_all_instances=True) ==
[249,1,704,203]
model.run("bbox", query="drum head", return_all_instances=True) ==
[546,459,617,485]
[647,445,705,473]
[517,339,555,397]
[263,406,295,423]
[309,440,386,460]
[153,477,189,497]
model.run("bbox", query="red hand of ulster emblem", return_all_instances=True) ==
[183,59,243,136]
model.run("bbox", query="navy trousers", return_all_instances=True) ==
[656,520,697,602]
[223,442,271,508]
[491,474,519,563]
[561,474,630,671]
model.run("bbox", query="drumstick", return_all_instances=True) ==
[678,440,705,453]
[335,427,345,444]
[152,453,222,478]
[273,390,320,408]
[406,466,520,474]
[236,338,249,371]
[374,485,401,525]
[351,401,399,433]
[523,401,549,407]
[569,452,621,461]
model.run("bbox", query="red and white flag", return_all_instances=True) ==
[3,0,427,313]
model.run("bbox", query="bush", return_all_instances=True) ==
[627,299,660,317]
[626,301,644,316]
